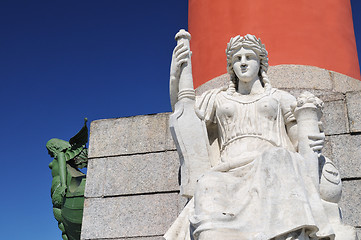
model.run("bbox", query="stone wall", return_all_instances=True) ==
[81,113,184,240]
[81,65,361,239]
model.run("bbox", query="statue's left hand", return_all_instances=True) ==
[308,132,325,153]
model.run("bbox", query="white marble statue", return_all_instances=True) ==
[165,30,358,240]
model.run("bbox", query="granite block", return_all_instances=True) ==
[282,89,340,100]
[267,65,332,90]
[103,151,179,196]
[315,91,345,102]
[81,193,180,239]
[322,100,349,135]
[333,72,361,93]
[339,180,361,227]
[178,195,188,214]
[328,134,361,179]
[85,158,106,198]
[346,91,361,133]
[88,113,175,158]
[195,73,229,96]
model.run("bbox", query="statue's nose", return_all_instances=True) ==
[240,57,247,66]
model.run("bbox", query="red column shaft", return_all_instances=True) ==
[189,0,360,88]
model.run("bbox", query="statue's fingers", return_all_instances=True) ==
[311,146,323,152]
[174,42,184,53]
[308,133,325,140]
[309,139,324,147]
[176,51,190,62]
[176,59,188,69]
[175,46,189,58]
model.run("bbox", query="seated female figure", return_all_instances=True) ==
[167,33,352,240]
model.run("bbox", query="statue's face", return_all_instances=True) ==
[231,47,260,83]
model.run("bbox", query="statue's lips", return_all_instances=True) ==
[240,67,248,73]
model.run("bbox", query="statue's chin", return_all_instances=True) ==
[237,75,258,84]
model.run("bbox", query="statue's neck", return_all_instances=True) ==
[237,78,264,95]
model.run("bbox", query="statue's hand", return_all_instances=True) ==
[308,132,325,154]
[170,42,190,84]
[170,42,191,110]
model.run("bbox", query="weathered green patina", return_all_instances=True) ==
[46,119,88,240]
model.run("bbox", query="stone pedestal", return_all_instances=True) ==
[81,113,186,240]
[81,65,361,239]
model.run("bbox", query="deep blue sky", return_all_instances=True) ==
[0,1,360,239]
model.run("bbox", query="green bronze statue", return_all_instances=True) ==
[46,119,88,240]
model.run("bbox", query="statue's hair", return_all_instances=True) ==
[225,34,271,94]
[46,138,71,156]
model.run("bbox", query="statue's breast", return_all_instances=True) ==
[215,93,279,123]
[256,96,279,120]
[217,101,237,119]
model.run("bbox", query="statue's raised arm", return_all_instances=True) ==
[170,29,194,111]
[169,30,212,199]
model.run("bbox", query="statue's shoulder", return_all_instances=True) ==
[196,87,226,104]
[272,88,296,104]
[195,87,226,123]
[271,88,297,113]
[197,86,227,98]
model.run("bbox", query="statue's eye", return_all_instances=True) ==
[246,56,250,60]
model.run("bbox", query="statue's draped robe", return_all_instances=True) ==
[165,88,335,240]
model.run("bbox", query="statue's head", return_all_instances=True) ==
[225,34,270,91]
[46,138,71,157]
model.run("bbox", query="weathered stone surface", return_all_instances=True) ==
[339,180,361,227]
[315,91,344,102]
[332,71,361,93]
[268,65,332,90]
[346,91,361,133]
[322,100,349,135]
[81,193,181,239]
[178,196,188,214]
[85,158,106,198]
[88,113,175,158]
[281,89,346,102]
[103,151,179,196]
[328,134,361,179]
